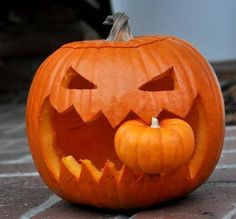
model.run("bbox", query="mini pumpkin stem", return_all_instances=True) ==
[150,117,160,128]
[103,12,134,42]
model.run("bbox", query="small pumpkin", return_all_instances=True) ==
[26,12,225,209]
[115,117,195,174]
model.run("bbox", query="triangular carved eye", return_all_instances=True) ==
[139,67,176,91]
[62,67,97,89]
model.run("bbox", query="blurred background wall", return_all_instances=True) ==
[111,0,236,62]
[0,0,111,102]
[0,0,235,124]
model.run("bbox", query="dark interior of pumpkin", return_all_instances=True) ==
[52,107,139,170]
[42,96,201,171]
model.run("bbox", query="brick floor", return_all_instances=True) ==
[0,103,235,219]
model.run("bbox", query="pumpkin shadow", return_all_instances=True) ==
[62,201,136,217]
[58,196,189,217]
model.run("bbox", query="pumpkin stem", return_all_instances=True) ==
[150,117,160,128]
[103,12,134,42]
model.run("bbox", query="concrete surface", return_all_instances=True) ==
[0,103,235,219]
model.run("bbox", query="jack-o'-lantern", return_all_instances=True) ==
[26,12,225,209]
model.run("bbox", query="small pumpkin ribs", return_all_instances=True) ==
[115,117,195,174]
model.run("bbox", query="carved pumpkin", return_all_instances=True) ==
[26,12,225,209]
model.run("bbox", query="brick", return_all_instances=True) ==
[35,201,131,219]
[0,153,30,162]
[0,163,35,174]
[0,176,51,218]
[225,127,236,137]
[219,153,236,165]
[208,168,236,182]
[222,139,236,150]
[131,183,236,219]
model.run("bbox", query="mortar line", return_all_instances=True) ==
[19,195,61,219]
[4,123,25,135]
[222,149,236,154]
[222,203,236,219]
[0,171,38,178]
[216,164,236,169]
[0,154,33,165]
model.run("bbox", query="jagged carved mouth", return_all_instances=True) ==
[39,95,202,181]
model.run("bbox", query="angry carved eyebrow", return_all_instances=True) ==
[62,66,97,90]
[139,67,176,92]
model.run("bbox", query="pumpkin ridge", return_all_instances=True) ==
[98,161,121,208]
[164,125,192,171]
[136,127,152,172]
[161,41,195,100]
[154,40,197,116]
[176,37,224,126]
[135,46,159,113]
[49,49,87,113]
[77,160,103,207]
[170,38,224,181]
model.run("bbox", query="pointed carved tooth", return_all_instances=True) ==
[79,159,102,182]
[102,108,130,128]
[100,160,119,180]
[116,165,138,208]
[131,107,158,125]
[73,96,101,123]
[59,156,88,204]
[50,88,72,113]
[60,155,81,178]
[97,161,120,208]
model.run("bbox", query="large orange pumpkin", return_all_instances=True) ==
[26,12,225,209]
